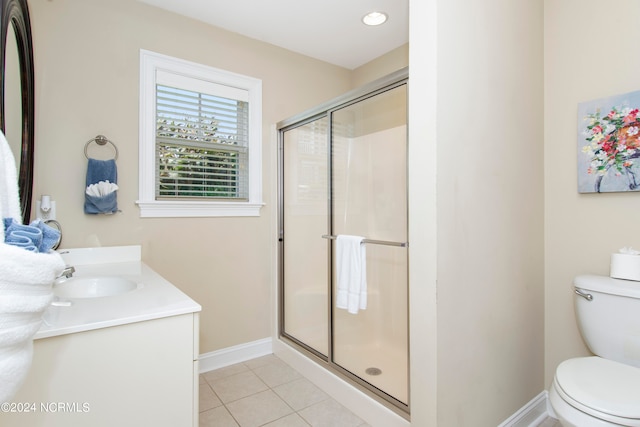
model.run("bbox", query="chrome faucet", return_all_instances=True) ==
[58,265,75,279]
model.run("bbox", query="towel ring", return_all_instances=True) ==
[84,135,118,160]
[44,219,62,250]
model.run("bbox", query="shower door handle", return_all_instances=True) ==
[322,234,408,248]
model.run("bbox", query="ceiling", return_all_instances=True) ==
[137,0,409,70]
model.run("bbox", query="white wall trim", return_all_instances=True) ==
[198,337,273,373]
[498,391,551,427]
[137,49,263,218]
[136,200,264,218]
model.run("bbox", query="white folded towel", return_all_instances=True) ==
[85,180,119,198]
[336,235,367,314]
[0,130,22,241]
[0,243,65,403]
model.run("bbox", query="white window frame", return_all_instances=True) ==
[137,49,263,217]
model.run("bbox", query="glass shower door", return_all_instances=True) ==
[279,71,409,412]
[331,84,408,405]
[281,117,329,356]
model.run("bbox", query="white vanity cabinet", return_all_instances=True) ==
[1,311,200,427]
[0,246,202,427]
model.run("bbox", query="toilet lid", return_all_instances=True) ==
[556,357,640,420]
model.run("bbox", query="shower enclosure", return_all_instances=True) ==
[277,69,409,413]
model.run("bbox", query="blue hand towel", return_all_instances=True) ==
[85,191,118,214]
[3,218,61,253]
[4,218,60,253]
[32,219,61,252]
[4,218,40,252]
[85,158,117,187]
[84,158,118,214]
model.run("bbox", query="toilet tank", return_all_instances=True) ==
[574,275,640,368]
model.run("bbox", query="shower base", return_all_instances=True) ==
[274,338,410,427]
[335,340,408,406]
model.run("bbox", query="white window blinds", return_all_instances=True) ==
[155,83,249,200]
[138,50,263,217]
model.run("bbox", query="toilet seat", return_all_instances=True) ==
[554,357,640,426]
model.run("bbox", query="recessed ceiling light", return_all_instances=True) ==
[362,11,388,26]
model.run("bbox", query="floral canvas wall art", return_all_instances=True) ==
[578,90,640,193]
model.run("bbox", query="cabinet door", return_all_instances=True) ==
[1,314,196,427]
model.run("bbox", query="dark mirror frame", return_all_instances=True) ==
[0,0,34,223]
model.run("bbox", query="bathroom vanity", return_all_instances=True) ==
[0,246,201,427]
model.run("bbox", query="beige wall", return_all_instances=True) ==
[544,0,640,386]
[352,44,408,88]
[408,1,438,425]
[27,0,356,354]
[27,0,407,355]
[25,0,552,423]
[409,0,545,425]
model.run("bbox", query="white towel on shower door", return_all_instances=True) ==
[336,235,367,314]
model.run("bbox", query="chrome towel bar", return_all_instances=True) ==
[321,235,408,248]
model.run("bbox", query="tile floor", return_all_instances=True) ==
[199,353,561,427]
[199,354,371,427]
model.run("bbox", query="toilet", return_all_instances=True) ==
[549,275,640,426]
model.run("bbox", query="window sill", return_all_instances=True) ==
[136,200,264,218]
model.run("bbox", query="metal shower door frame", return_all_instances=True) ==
[277,67,409,415]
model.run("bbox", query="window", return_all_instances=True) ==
[137,50,263,217]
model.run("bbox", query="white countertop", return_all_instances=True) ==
[36,245,201,340]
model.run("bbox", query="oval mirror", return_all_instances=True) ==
[5,16,20,182]
[0,0,34,223]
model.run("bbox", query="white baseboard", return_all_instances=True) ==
[198,337,273,373]
[498,391,551,427]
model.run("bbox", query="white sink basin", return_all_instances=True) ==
[53,276,139,299]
